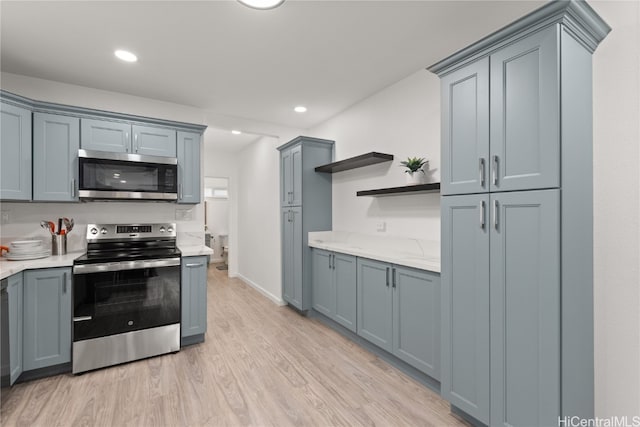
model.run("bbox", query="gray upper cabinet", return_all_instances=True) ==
[311,249,357,333]
[357,258,393,353]
[33,112,80,202]
[490,189,560,427]
[23,268,72,371]
[181,256,208,341]
[441,194,490,424]
[132,124,176,158]
[1,102,32,200]
[277,137,333,311]
[7,273,23,385]
[177,131,201,204]
[80,118,131,153]
[490,27,560,192]
[280,144,302,206]
[393,266,440,380]
[440,58,489,196]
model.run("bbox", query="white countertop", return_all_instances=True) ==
[0,245,214,280]
[308,231,440,273]
[0,251,84,280]
[179,245,214,257]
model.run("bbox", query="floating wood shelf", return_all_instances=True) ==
[315,152,394,173]
[357,183,441,197]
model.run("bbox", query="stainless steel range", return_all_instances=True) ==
[72,223,181,374]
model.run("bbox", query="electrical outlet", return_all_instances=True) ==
[376,221,386,232]
[1,211,9,225]
[175,208,193,221]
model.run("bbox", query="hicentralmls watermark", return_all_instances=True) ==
[559,416,640,427]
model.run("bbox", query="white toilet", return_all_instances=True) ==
[219,234,228,265]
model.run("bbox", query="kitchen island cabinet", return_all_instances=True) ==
[181,256,207,346]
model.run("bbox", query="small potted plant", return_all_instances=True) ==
[400,157,428,185]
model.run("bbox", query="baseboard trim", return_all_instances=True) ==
[235,273,286,306]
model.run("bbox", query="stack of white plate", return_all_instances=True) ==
[4,240,51,261]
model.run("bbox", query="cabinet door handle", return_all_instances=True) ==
[392,268,396,288]
[332,254,336,270]
[186,263,204,267]
[492,155,499,186]
[328,253,332,269]
[134,133,138,152]
[493,199,499,229]
[125,132,129,152]
[386,267,390,287]
[479,158,485,187]
[178,184,183,200]
[480,200,485,229]
[63,272,67,294]
[71,179,76,198]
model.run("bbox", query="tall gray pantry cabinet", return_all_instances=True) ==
[278,136,333,311]
[429,1,610,426]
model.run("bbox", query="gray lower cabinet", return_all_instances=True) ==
[33,113,80,202]
[23,268,72,371]
[311,249,357,332]
[490,189,560,427]
[357,258,440,377]
[132,124,176,157]
[441,190,560,425]
[393,266,440,380]
[0,101,32,200]
[282,206,303,308]
[177,131,201,204]
[7,273,23,385]
[181,256,208,342]
[440,194,491,423]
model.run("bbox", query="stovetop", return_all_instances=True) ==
[74,248,181,265]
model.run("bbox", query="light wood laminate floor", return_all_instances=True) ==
[1,264,468,426]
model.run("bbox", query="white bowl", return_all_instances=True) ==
[10,240,43,248]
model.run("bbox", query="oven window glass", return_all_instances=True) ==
[74,265,180,341]
[79,158,177,193]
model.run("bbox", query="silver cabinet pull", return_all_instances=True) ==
[73,316,92,322]
[492,155,499,186]
[178,184,183,200]
[479,158,485,187]
[480,200,485,229]
[186,263,204,267]
[386,267,390,287]
[63,272,67,293]
[328,253,332,269]
[71,179,76,198]
[125,132,129,152]
[134,133,138,152]
[332,254,336,270]
[493,199,499,229]
[392,268,396,288]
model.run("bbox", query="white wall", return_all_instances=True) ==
[307,69,441,240]
[235,136,284,304]
[591,0,640,419]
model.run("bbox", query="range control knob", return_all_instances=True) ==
[100,228,108,235]
[167,227,174,233]
[159,226,166,233]
[90,227,98,235]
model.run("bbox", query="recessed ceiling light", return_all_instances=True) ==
[237,0,285,10]
[294,106,307,113]
[114,50,138,63]
[231,130,242,135]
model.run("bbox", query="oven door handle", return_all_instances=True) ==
[73,257,181,274]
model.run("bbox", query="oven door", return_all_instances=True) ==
[78,149,178,201]
[73,258,180,342]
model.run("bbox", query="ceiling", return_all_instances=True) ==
[1,0,544,131]
[206,127,262,152]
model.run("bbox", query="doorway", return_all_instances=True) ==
[204,176,230,271]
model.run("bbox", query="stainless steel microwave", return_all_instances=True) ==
[78,149,178,201]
